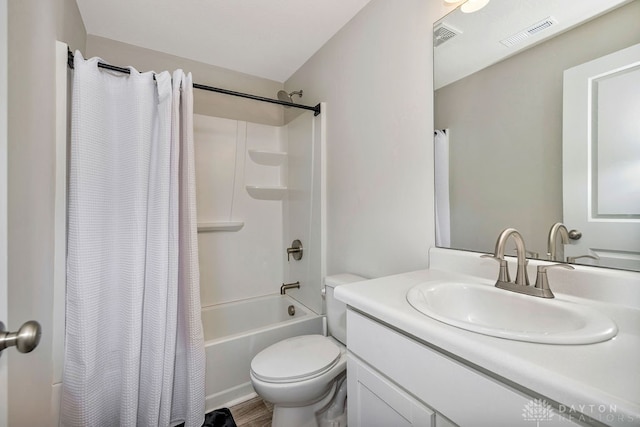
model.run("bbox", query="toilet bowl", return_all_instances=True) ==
[249,274,365,427]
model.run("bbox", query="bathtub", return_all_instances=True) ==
[203,294,323,411]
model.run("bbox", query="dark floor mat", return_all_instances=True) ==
[175,408,237,427]
[202,408,237,427]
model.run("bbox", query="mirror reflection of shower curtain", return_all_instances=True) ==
[434,130,450,246]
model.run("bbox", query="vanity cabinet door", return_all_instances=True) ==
[347,354,435,427]
[346,309,585,426]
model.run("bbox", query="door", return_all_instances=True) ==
[1,9,63,425]
[563,43,640,270]
[1,0,8,423]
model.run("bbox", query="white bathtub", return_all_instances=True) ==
[203,294,323,411]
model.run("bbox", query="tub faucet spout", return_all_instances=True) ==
[280,281,300,295]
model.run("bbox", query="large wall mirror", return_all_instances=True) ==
[434,0,640,271]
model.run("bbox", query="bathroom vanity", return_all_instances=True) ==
[335,249,640,426]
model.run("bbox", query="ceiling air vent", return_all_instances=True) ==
[500,16,557,47]
[434,24,461,47]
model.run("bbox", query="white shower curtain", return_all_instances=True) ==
[434,129,451,247]
[61,52,205,427]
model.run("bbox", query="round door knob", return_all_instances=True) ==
[568,229,582,240]
[0,320,42,353]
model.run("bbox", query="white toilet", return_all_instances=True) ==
[250,274,365,427]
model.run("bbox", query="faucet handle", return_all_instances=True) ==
[481,254,511,283]
[512,249,539,259]
[567,254,599,263]
[533,263,575,298]
[537,263,575,274]
[286,239,303,261]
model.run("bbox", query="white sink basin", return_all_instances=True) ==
[406,281,618,344]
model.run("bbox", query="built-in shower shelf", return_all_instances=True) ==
[248,149,287,166]
[246,185,287,200]
[197,221,245,232]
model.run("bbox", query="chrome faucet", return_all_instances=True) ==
[280,281,300,295]
[547,222,570,262]
[483,227,574,298]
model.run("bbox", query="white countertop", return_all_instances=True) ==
[335,267,640,426]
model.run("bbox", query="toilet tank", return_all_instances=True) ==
[325,274,366,345]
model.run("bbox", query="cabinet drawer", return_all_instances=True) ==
[346,309,581,426]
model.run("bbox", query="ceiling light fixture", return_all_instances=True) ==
[461,0,490,13]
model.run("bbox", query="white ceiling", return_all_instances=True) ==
[75,0,373,83]
[435,0,631,89]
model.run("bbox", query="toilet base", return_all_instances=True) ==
[271,378,346,427]
[318,411,347,427]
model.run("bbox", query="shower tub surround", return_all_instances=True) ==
[202,294,322,411]
[194,110,325,314]
[194,114,287,307]
[193,109,326,410]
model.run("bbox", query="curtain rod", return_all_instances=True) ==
[66,49,321,116]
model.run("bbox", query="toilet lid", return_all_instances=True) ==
[251,335,341,383]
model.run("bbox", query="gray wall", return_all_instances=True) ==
[86,35,286,126]
[7,0,85,424]
[57,0,86,51]
[435,1,640,256]
[285,0,453,278]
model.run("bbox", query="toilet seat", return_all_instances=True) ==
[251,335,341,383]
